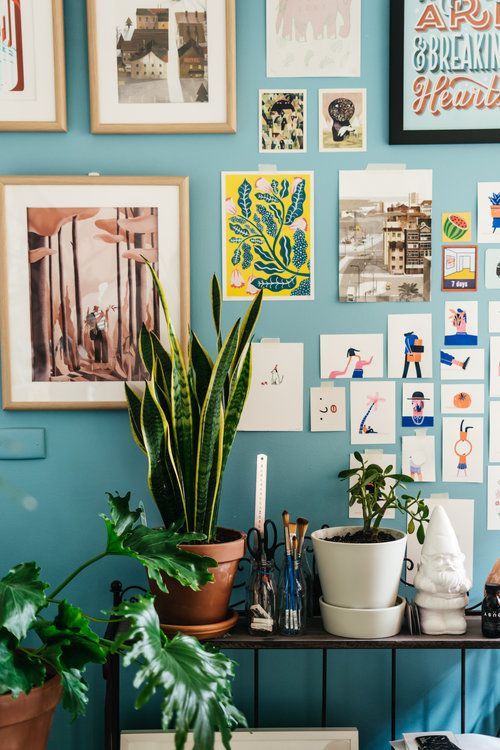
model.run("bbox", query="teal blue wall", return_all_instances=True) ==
[0,1,498,748]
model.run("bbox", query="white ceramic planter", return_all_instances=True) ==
[311,526,407,609]
[319,595,406,639]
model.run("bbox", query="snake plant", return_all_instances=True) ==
[126,263,263,542]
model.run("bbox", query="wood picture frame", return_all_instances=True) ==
[87,0,236,134]
[389,0,500,145]
[0,0,67,132]
[121,729,359,750]
[0,175,190,410]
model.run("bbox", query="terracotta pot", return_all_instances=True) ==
[0,674,62,750]
[490,206,500,218]
[150,527,245,628]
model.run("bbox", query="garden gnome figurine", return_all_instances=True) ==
[414,506,471,635]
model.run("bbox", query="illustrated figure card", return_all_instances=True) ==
[310,386,346,432]
[350,381,395,445]
[402,435,436,483]
[440,348,484,380]
[348,451,396,520]
[441,384,484,415]
[485,248,500,290]
[320,333,384,380]
[402,384,434,428]
[388,314,433,379]
[487,466,500,531]
[490,301,500,333]
[239,342,303,432]
[259,90,307,153]
[319,88,366,153]
[489,402,500,463]
[443,301,478,347]
[490,337,500,398]
[442,417,484,484]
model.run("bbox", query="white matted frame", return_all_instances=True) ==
[0,0,66,132]
[0,175,190,410]
[87,0,236,134]
[121,729,359,749]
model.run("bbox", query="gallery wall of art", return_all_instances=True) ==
[0,1,499,748]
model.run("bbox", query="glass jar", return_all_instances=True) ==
[277,554,308,636]
[482,583,500,639]
[246,560,277,636]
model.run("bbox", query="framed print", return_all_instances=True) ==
[266,0,361,78]
[442,245,478,292]
[0,0,66,131]
[87,0,236,134]
[319,89,367,153]
[259,90,307,153]
[121,729,359,750]
[0,176,189,410]
[390,0,500,145]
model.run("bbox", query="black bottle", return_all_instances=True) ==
[482,584,500,638]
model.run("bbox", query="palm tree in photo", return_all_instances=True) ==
[358,392,385,434]
[398,282,420,302]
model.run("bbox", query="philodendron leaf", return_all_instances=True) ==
[102,492,215,593]
[0,563,49,640]
[113,596,246,750]
[0,630,46,698]
[60,668,89,720]
[35,601,107,672]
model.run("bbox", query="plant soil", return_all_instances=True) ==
[326,530,397,544]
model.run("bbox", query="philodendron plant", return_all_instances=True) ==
[339,452,429,543]
[0,493,245,748]
[126,264,263,542]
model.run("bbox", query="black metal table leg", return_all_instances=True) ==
[253,649,260,728]
[461,649,466,734]
[321,649,328,728]
[391,649,397,742]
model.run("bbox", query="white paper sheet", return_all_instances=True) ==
[402,435,436,483]
[442,417,484,484]
[310,386,346,432]
[320,333,384,380]
[350,381,396,445]
[388,314,433,379]
[441,384,484,415]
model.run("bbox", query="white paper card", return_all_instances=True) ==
[441,384,484,415]
[402,384,434,427]
[440,348,485,380]
[406,498,474,585]
[490,337,500,397]
[485,248,500,289]
[442,417,484,484]
[402,435,436,483]
[348,452,396,520]
[388,314,433,379]
[320,334,384,380]
[487,466,500,531]
[489,402,500,463]
[350,381,396,445]
[443,302,478,347]
[310,387,346,432]
[478,182,500,244]
[239,343,303,432]
[489,301,500,333]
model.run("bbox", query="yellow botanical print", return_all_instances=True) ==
[223,172,313,299]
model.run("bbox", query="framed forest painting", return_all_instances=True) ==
[390,0,500,144]
[0,176,189,410]
[87,0,236,134]
[0,0,66,131]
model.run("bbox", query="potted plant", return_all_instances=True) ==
[311,453,429,638]
[126,264,263,637]
[489,192,500,218]
[0,493,245,750]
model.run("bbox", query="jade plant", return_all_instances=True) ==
[0,493,245,748]
[126,264,263,542]
[339,452,429,542]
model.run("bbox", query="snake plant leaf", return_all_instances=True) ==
[190,331,214,409]
[35,601,107,671]
[0,563,49,641]
[195,320,239,536]
[211,275,223,351]
[139,324,154,374]
[0,630,46,698]
[231,289,263,378]
[202,405,225,538]
[60,668,89,720]
[101,492,214,593]
[151,330,173,386]
[125,384,146,454]
[140,383,187,529]
[113,596,246,750]
[207,347,252,540]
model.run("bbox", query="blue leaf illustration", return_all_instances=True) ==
[229,221,251,237]
[291,278,311,297]
[238,179,252,219]
[279,236,292,266]
[292,229,308,269]
[254,261,284,275]
[255,192,280,204]
[251,243,273,262]
[242,242,253,270]
[285,179,306,225]
[256,205,277,237]
[269,204,282,223]
[280,179,290,199]
[271,179,279,194]
[231,246,241,266]
[251,275,297,293]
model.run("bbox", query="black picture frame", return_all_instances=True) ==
[389,0,500,145]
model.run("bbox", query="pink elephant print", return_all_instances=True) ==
[275,0,352,41]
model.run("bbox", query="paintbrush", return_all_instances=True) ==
[291,534,299,631]
[296,517,309,560]
[282,510,291,554]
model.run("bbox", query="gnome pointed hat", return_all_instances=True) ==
[421,505,462,557]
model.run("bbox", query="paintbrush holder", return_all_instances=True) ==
[277,555,308,636]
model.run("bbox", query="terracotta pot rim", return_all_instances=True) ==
[0,674,62,727]
[179,526,246,563]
